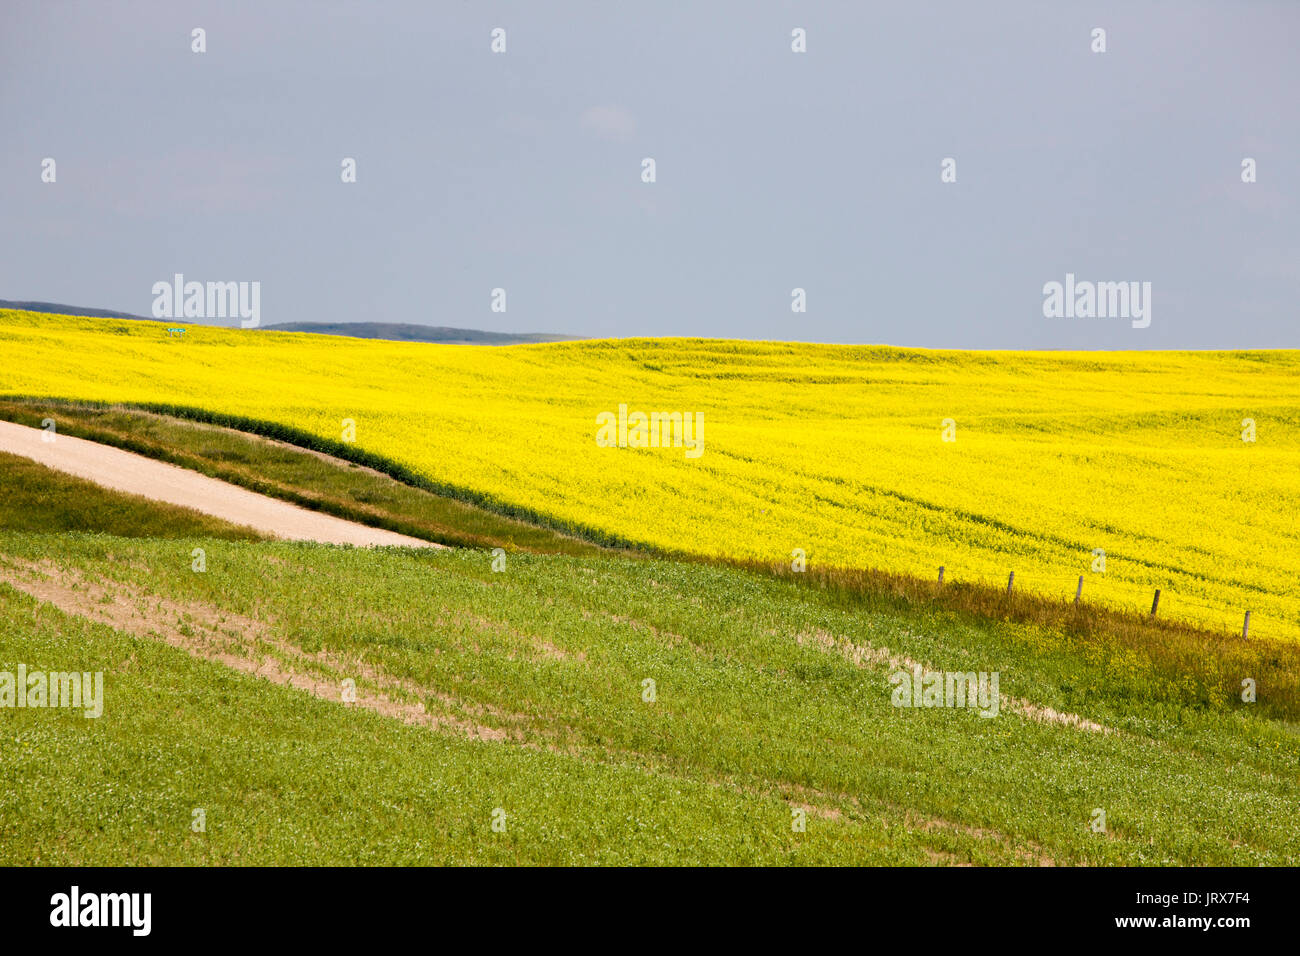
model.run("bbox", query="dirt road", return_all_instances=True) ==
[0,419,437,548]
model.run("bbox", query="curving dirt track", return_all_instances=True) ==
[0,419,437,548]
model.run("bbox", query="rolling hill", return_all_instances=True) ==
[3,307,1297,639]
[2,489,1297,864]
[258,322,575,345]
[0,301,571,345]
[2,306,1298,865]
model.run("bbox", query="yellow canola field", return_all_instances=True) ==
[4,309,1299,638]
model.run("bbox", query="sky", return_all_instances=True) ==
[1,0,1297,348]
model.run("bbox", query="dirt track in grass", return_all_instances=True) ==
[0,419,437,548]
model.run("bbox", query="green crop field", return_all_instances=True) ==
[2,509,1296,864]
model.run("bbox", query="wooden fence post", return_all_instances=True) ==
[1074,575,1083,605]
[1150,589,1161,617]
[938,566,944,584]
[1243,611,1251,640]
[1006,571,1015,595]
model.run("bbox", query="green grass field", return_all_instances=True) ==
[2,407,1296,865]
[2,515,1296,863]
[0,451,264,541]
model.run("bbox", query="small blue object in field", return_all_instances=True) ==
[165,327,186,337]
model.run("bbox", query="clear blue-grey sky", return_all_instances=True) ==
[2,1,1296,348]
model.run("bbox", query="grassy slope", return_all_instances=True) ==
[1,581,879,866]
[1,527,1296,865]
[3,398,1266,694]
[2,309,1297,638]
[0,399,610,555]
[0,451,264,541]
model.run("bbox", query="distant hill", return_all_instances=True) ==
[0,302,573,345]
[0,299,150,321]
[259,322,575,345]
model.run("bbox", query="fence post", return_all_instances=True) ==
[1074,575,1083,605]
[1243,611,1251,640]
[938,566,944,584]
[1150,589,1161,617]
[1006,571,1015,595]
